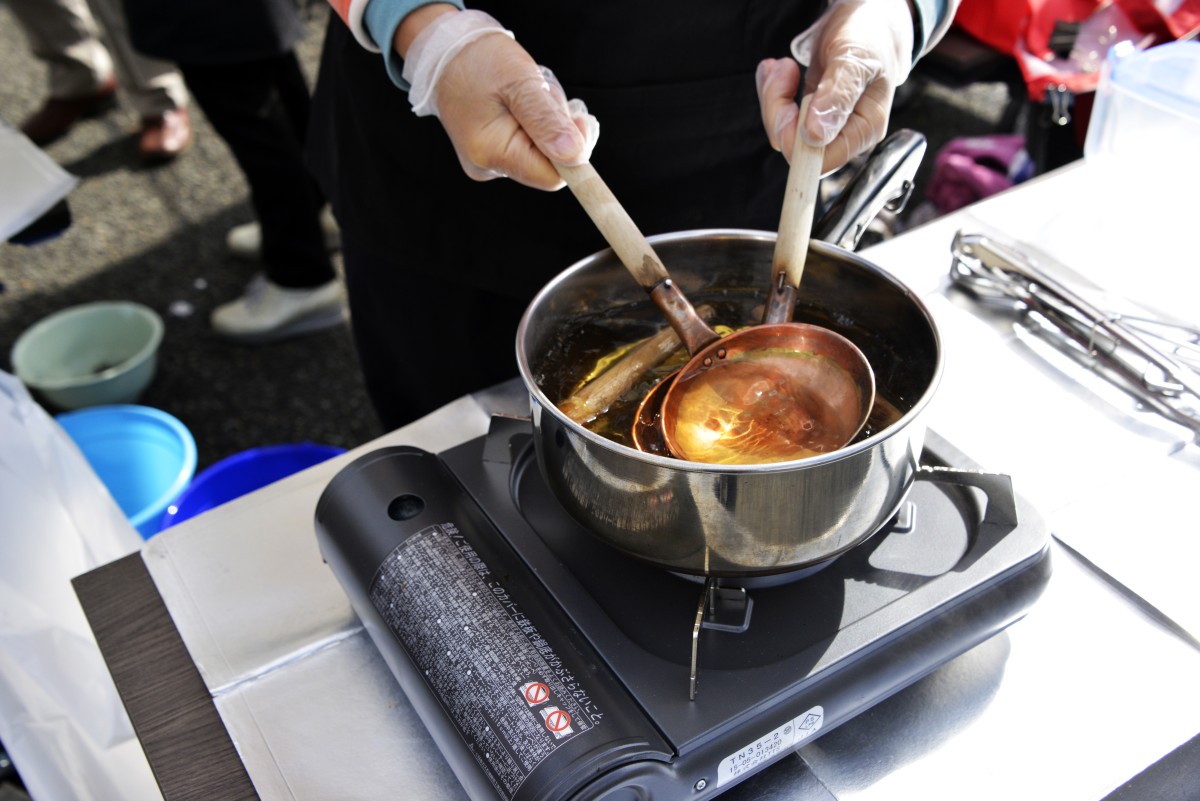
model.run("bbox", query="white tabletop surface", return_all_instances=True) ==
[141,164,1200,800]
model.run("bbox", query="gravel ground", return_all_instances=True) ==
[1,4,1013,473]
[1,4,381,470]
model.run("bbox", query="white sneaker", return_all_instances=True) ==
[211,275,345,343]
[226,206,340,261]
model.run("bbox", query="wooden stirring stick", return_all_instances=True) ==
[558,305,716,424]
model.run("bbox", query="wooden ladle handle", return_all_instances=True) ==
[556,161,719,355]
[764,95,825,324]
[555,162,671,291]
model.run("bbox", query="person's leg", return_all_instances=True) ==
[272,51,314,147]
[7,0,113,97]
[225,51,339,260]
[340,232,527,431]
[82,0,187,119]
[8,0,118,143]
[180,54,340,341]
[180,54,333,289]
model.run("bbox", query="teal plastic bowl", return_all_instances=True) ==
[11,301,163,410]
[159,443,344,530]
[57,405,197,539]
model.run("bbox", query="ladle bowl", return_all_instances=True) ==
[661,323,874,464]
[631,375,673,455]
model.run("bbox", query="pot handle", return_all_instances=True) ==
[915,465,1018,529]
[813,129,927,252]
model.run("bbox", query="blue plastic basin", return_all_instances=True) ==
[56,405,197,539]
[159,442,344,530]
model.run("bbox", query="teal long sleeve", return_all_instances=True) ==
[363,0,465,90]
[910,0,954,60]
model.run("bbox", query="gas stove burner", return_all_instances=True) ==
[665,501,914,698]
[315,418,1051,801]
[669,556,838,587]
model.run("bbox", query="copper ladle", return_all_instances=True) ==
[657,98,875,464]
[556,127,872,464]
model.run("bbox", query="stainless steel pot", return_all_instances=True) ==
[515,132,942,577]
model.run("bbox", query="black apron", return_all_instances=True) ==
[306,1,822,427]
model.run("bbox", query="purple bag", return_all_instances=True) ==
[926,134,1033,214]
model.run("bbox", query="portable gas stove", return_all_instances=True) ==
[315,416,1051,801]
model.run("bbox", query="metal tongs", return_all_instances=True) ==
[949,231,1200,439]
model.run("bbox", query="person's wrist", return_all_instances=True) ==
[393,2,458,58]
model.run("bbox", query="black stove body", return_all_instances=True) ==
[315,418,1051,801]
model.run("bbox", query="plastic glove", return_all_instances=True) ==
[757,0,914,173]
[401,9,598,190]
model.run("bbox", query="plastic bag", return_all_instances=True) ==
[0,370,162,800]
[0,123,77,243]
[926,134,1033,215]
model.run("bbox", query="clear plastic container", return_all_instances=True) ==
[1085,40,1200,170]
[1072,40,1200,325]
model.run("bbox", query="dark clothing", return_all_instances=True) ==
[122,0,304,64]
[180,53,335,289]
[306,2,825,428]
[123,0,333,290]
[467,0,816,89]
[340,231,529,431]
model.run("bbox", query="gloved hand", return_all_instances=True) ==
[401,9,598,190]
[757,0,914,173]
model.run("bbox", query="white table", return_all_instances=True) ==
[78,164,1200,800]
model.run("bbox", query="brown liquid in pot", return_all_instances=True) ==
[535,298,904,456]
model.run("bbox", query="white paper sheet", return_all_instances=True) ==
[0,124,77,242]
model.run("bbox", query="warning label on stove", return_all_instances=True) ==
[370,523,601,800]
[716,706,824,788]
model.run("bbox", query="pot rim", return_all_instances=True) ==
[516,228,944,474]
